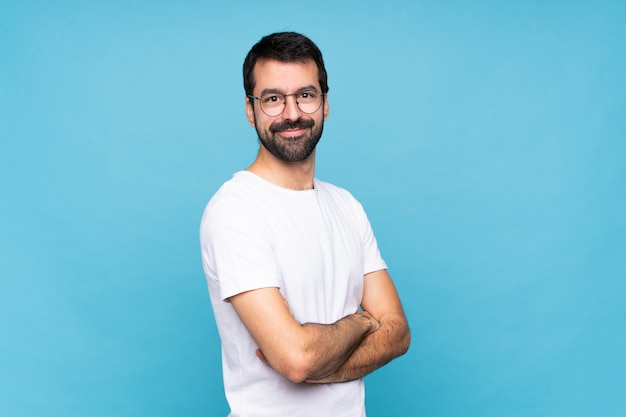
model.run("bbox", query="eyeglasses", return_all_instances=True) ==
[247,89,325,117]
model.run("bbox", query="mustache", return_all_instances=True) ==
[269,118,314,133]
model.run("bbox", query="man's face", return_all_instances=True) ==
[246,59,329,163]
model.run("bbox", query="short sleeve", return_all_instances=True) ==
[200,196,281,300]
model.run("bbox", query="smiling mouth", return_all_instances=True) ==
[278,128,307,138]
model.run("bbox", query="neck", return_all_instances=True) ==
[247,148,316,190]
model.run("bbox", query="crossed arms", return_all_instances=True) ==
[228,268,411,383]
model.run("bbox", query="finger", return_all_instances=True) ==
[255,348,269,364]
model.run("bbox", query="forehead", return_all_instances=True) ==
[252,59,320,94]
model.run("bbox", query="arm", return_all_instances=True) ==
[229,287,379,383]
[306,269,410,383]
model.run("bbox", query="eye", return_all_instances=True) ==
[299,90,318,100]
[262,95,282,104]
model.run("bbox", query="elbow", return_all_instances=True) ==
[279,350,318,383]
[399,326,411,356]
[284,367,310,384]
[393,320,411,357]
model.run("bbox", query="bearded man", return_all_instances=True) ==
[200,31,410,417]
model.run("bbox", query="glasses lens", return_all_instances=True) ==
[297,91,322,114]
[260,94,285,117]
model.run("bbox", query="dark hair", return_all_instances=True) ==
[243,32,329,97]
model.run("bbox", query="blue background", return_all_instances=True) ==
[1,1,625,416]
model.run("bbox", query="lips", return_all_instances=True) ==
[278,128,307,138]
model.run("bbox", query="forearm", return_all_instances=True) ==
[306,312,410,383]
[254,310,379,383]
[232,287,381,383]
[294,311,379,381]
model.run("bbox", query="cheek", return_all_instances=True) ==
[256,116,273,132]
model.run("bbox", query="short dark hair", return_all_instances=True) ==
[243,32,329,97]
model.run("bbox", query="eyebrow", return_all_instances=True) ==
[259,85,319,97]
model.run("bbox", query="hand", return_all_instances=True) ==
[358,310,380,334]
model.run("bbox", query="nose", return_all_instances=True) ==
[281,94,301,121]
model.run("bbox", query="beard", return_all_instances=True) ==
[255,116,324,163]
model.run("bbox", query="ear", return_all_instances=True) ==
[246,97,256,127]
[323,95,329,121]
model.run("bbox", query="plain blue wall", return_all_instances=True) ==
[1,1,624,416]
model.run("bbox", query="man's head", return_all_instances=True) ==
[244,32,329,163]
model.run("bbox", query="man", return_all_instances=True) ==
[200,31,410,417]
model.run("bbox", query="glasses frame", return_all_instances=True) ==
[247,91,326,117]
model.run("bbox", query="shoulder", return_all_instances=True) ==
[200,172,264,236]
[315,178,366,211]
[203,171,262,214]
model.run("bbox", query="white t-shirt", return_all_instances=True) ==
[200,171,387,417]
